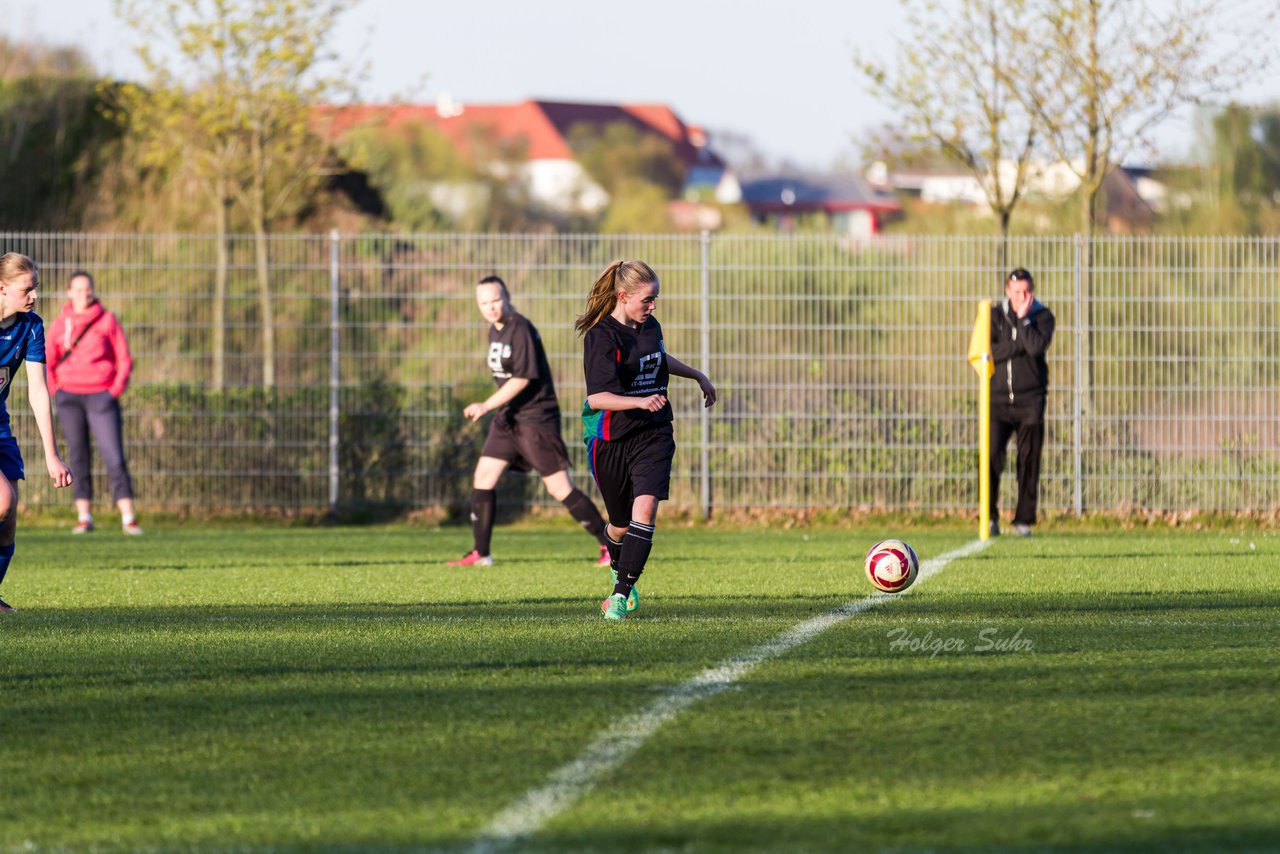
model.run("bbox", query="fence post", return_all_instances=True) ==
[329,229,341,516]
[699,229,712,520]
[1073,234,1084,516]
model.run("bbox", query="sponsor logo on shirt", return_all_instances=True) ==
[636,351,662,385]
[487,341,511,378]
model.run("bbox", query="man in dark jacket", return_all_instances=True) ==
[990,268,1055,536]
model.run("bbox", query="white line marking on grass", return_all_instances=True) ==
[464,538,990,854]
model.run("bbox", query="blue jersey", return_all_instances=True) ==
[0,312,45,439]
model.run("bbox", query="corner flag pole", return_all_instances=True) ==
[978,354,991,540]
[967,301,994,541]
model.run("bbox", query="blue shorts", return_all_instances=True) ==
[0,437,25,482]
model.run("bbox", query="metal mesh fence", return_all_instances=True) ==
[2,231,1277,515]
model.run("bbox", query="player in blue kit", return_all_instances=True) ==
[447,276,613,568]
[576,260,716,621]
[0,253,75,612]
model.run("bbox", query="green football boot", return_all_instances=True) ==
[610,569,639,613]
[600,593,628,621]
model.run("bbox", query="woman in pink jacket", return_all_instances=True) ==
[47,271,142,535]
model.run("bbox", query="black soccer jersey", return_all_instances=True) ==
[487,312,560,427]
[582,315,671,442]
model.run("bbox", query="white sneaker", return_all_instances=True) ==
[123,521,145,535]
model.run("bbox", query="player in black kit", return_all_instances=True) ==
[448,276,612,567]
[577,260,717,620]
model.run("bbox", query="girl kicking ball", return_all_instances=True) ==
[576,260,716,621]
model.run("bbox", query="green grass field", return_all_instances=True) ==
[2,523,1277,853]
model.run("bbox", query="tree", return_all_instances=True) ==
[336,119,541,231]
[859,123,958,173]
[107,42,240,389]
[567,122,683,231]
[114,0,359,390]
[230,0,359,389]
[337,119,471,231]
[600,179,674,233]
[569,122,684,198]
[1016,0,1278,239]
[1198,103,1280,233]
[704,127,772,178]
[1212,104,1268,232]
[1011,0,1278,431]
[0,37,119,229]
[859,0,1041,266]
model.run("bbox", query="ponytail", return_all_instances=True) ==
[575,259,658,335]
[575,261,624,334]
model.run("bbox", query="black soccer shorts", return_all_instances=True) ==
[587,423,676,527]
[480,416,572,476]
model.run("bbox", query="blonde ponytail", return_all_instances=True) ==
[574,259,658,334]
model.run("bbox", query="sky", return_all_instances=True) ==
[6,0,1278,171]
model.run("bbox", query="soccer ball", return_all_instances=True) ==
[864,539,920,593]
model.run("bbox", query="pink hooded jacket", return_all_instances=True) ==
[46,300,133,398]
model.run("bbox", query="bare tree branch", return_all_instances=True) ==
[858,0,1042,253]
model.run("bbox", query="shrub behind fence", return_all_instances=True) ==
[3,231,1276,516]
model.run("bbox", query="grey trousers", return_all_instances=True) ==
[55,390,135,503]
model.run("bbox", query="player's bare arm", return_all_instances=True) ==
[665,355,717,408]
[586,391,668,413]
[463,376,531,421]
[25,360,73,488]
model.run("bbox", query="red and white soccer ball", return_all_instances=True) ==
[864,539,920,593]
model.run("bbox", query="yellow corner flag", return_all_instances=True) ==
[968,300,994,378]
[970,300,993,540]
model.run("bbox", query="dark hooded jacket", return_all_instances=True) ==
[989,298,1054,403]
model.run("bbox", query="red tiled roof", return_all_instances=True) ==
[317,99,722,168]
[317,101,570,159]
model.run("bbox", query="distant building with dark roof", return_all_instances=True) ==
[739,174,902,238]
